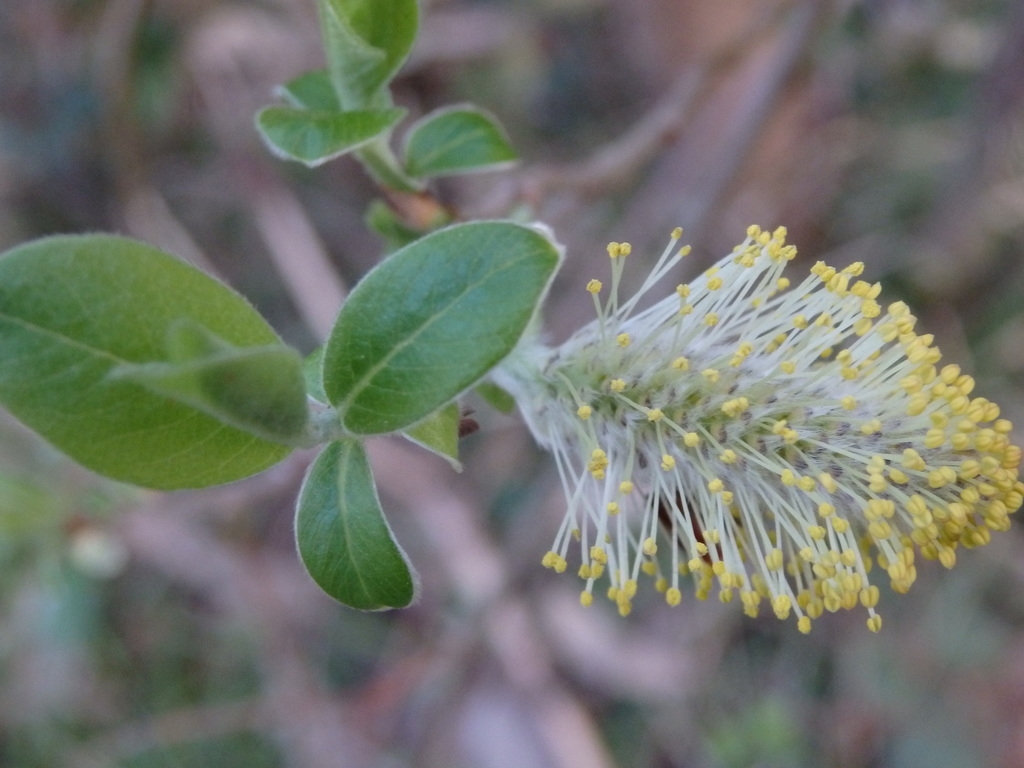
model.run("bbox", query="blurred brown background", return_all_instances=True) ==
[2,0,1024,766]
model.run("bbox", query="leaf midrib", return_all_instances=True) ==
[336,248,537,416]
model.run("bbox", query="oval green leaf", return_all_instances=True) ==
[0,234,292,489]
[112,322,308,443]
[316,0,418,108]
[256,106,405,167]
[323,221,562,434]
[404,106,518,178]
[403,402,461,471]
[295,439,416,609]
[279,70,341,112]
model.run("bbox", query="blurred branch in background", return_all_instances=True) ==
[1,0,1024,767]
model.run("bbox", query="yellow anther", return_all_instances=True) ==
[660,454,676,471]
[708,478,725,494]
[902,448,926,471]
[860,585,880,608]
[676,284,691,298]
[819,473,839,493]
[798,616,812,634]
[701,368,720,383]
[720,449,738,464]
[722,397,749,417]
[818,502,835,517]
[793,314,808,329]
[781,469,798,486]
[577,405,592,420]
[683,432,700,448]
[610,379,626,392]
[671,356,690,371]
[666,587,682,606]
[617,333,631,347]
[841,396,857,410]
[765,548,784,570]
[907,393,930,416]
[647,408,664,422]
[671,227,683,239]
[888,468,909,484]
[642,537,658,556]
[619,480,634,494]
[781,361,797,374]
[606,501,620,515]
[704,312,719,326]
[861,299,881,318]
[777,277,791,290]
[580,591,594,607]
[866,614,882,633]
[586,279,602,294]
[860,419,882,435]
[773,595,793,620]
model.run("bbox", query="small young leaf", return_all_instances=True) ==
[0,234,292,489]
[365,199,427,252]
[295,439,416,609]
[316,0,418,108]
[475,381,516,414]
[323,221,562,434]
[403,402,461,470]
[256,106,405,167]
[278,70,341,111]
[404,106,517,178]
[112,323,308,443]
[303,346,329,404]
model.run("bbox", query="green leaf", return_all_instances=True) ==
[316,0,418,109]
[256,106,405,167]
[403,402,461,470]
[323,221,562,434]
[295,439,416,609]
[111,322,308,443]
[278,70,341,111]
[0,235,293,489]
[303,346,328,404]
[365,200,426,253]
[404,106,518,178]
[475,381,516,414]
